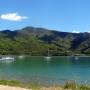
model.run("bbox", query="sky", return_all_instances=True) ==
[0,0,90,32]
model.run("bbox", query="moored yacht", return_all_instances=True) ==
[44,49,51,60]
[0,56,15,61]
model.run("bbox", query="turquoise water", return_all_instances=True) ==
[0,56,90,85]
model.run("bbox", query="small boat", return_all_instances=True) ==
[0,56,15,63]
[44,56,51,60]
[18,55,24,59]
[44,56,51,63]
[44,49,51,60]
[0,56,15,61]
[75,56,79,60]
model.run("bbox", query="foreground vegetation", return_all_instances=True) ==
[0,80,90,90]
[0,26,90,56]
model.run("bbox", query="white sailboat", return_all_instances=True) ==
[18,55,24,59]
[0,56,14,60]
[75,56,79,60]
[0,56,15,63]
[45,56,51,60]
[44,49,51,60]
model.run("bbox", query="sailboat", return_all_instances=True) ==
[0,56,15,63]
[44,49,51,60]
[0,56,14,61]
[18,55,24,59]
[75,56,79,60]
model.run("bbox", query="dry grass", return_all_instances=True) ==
[0,80,89,90]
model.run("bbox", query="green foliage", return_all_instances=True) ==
[0,26,89,55]
[0,79,90,90]
[0,80,22,86]
[80,84,90,90]
[64,81,90,90]
[64,80,77,90]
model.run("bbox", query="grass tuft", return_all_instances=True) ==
[0,79,90,90]
[64,80,77,90]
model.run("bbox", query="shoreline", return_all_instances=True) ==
[0,55,90,57]
[0,85,30,90]
[0,80,89,90]
[0,85,64,90]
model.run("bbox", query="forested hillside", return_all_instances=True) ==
[0,26,90,56]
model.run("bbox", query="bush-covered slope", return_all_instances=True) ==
[0,26,90,56]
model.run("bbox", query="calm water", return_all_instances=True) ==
[0,56,90,85]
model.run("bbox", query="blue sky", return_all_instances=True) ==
[0,0,90,32]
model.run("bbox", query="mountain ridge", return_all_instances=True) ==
[0,26,90,55]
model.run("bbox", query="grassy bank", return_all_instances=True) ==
[0,80,90,90]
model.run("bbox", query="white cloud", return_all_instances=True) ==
[0,13,28,21]
[72,30,80,33]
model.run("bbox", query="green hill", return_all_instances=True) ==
[0,26,90,56]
